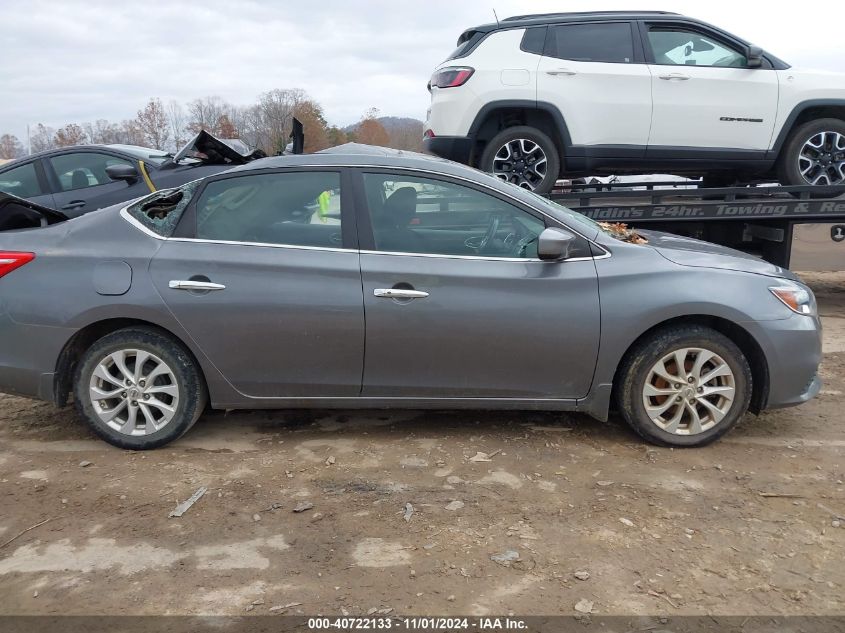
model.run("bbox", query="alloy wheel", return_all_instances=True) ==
[798,131,845,185]
[491,139,548,190]
[88,349,180,436]
[641,347,736,435]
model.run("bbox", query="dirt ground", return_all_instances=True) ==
[0,273,843,618]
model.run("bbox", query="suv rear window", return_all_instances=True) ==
[545,22,634,63]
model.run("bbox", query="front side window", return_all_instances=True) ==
[195,171,342,248]
[546,23,634,63]
[0,162,44,197]
[363,173,547,258]
[648,28,747,67]
[50,152,134,192]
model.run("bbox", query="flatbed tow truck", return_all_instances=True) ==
[548,182,845,270]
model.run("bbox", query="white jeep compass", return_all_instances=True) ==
[424,10,845,193]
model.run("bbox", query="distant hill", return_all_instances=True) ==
[343,116,424,134]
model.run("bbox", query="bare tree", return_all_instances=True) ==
[84,119,123,145]
[119,119,146,146]
[386,120,424,152]
[136,98,170,150]
[186,96,229,135]
[166,100,188,150]
[0,134,25,159]
[29,124,56,153]
[54,124,87,147]
[259,88,306,154]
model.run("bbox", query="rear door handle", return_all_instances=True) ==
[169,280,226,291]
[658,73,690,80]
[546,68,577,76]
[61,200,86,210]
[374,288,429,299]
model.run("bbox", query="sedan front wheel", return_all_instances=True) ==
[616,326,752,447]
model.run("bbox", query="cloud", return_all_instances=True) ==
[1,0,842,144]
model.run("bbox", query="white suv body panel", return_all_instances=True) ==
[536,56,652,146]
[772,68,845,147]
[648,65,779,150]
[426,29,539,138]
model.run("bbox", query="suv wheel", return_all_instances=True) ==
[74,327,207,450]
[779,118,845,187]
[480,126,560,193]
[616,326,752,447]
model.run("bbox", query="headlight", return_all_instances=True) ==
[769,283,817,316]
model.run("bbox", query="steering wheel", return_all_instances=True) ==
[476,214,501,253]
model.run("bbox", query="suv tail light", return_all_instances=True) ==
[430,66,475,89]
[0,252,35,279]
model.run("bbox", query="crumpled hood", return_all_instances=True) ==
[641,230,799,281]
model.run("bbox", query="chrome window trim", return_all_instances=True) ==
[119,164,613,261]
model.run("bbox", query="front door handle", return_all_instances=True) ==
[658,73,690,81]
[546,68,577,76]
[374,288,429,299]
[61,200,86,210]
[169,280,226,291]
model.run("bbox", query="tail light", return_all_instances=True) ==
[430,66,475,89]
[0,252,35,279]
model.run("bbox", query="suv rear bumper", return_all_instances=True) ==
[424,136,474,165]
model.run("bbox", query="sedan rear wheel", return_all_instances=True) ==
[617,326,752,447]
[75,327,206,450]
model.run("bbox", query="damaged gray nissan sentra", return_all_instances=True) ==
[0,144,822,449]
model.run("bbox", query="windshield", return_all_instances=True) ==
[105,145,171,165]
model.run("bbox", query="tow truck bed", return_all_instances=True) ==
[548,182,845,269]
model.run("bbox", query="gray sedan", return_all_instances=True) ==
[0,145,822,449]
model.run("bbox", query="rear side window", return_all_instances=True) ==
[126,180,201,237]
[0,162,44,197]
[545,22,634,63]
[520,27,547,55]
[195,171,342,248]
[446,30,486,61]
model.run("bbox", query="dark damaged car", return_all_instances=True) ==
[0,131,265,217]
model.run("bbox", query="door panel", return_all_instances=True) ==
[149,241,364,398]
[356,170,601,400]
[148,168,364,399]
[360,254,600,399]
[536,22,652,147]
[48,151,148,216]
[644,26,778,150]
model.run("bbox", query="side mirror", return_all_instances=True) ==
[537,227,576,261]
[745,45,764,68]
[106,163,139,183]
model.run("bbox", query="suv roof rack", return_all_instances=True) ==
[503,10,678,22]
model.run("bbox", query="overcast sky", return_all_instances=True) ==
[1,0,843,144]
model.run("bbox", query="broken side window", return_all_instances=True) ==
[126,179,202,237]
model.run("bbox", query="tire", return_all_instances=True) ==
[778,118,845,189]
[616,326,752,448]
[74,327,207,450]
[479,126,561,194]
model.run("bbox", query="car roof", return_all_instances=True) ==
[466,10,684,34]
[0,144,140,169]
[225,143,475,178]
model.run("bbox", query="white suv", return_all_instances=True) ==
[424,11,845,193]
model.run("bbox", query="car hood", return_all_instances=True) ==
[641,229,799,281]
[166,130,266,167]
[0,191,68,232]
